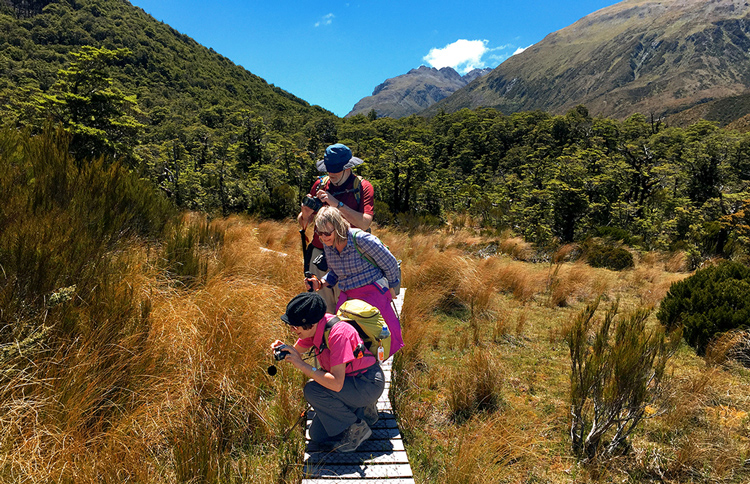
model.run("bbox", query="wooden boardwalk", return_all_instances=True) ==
[302,290,414,483]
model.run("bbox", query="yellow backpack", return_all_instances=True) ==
[321,299,392,362]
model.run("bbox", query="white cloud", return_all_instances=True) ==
[424,40,534,73]
[315,13,334,27]
[423,39,489,74]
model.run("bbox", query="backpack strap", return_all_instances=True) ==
[352,175,362,204]
[351,229,378,269]
[319,316,366,359]
[320,175,363,205]
[318,315,340,352]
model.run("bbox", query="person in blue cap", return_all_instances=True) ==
[297,143,375,312]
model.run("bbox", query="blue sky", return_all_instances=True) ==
[129,0,622,117]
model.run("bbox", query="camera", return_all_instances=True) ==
[305,271,314,292]
[302,194,323,211]
[273,344,291,361]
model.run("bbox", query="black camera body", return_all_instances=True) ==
[302,195,323,211]
[273,344,291,361]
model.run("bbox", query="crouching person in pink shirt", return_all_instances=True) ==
[271,292,384,452]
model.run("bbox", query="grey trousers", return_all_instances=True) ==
[308,246,339,313]
[304,364,385,442]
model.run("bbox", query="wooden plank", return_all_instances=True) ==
[393,288,405,315]
[303,463,414,479]
[307,438,406,453]
[305,450,410,465]
[307,412,398,429]
[307,426,403,441]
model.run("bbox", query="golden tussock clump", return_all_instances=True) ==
[499,236,535,261]
[704,329,750,367]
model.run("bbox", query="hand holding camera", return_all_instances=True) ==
[273,344,291,361]
[304,271,321,292]
[302,194,323,211]
[268,341,296,376]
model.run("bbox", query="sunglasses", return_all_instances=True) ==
[317,229,334,237]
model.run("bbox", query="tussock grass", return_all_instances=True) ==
[705,329,750,367]
[446,348,505,422]
[388,224,749,484]
[498,236,535,261]
[439,415,535,483]
[0,212,307,482]
[663,250,690,273]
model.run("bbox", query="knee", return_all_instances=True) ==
[303,380,326,404]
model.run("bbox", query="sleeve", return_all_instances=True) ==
[320,246,339,287]
[359,178,375,216]
[357,232,400,287]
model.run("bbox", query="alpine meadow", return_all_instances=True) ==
[1,0,750,483]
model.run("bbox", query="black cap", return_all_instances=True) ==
[281,292,326,326]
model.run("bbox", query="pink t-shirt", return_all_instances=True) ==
[296,313,376,375]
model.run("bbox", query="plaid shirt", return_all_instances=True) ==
[321,230,400,292]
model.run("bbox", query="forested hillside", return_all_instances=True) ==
[341,108,750,267]
[0,0,339,216]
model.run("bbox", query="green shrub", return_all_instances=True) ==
[566,298,681,461]
[265,184,297,220]
[656,261,750,355]
[584,242,634,271]
[0,125,175,343]
[373,200,394,226]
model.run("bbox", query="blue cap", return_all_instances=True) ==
[316,143,364,173]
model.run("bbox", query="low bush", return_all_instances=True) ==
[584,241,634,271]
[0,125,175,343]
[657,260,750,355]
[592,226,633,245]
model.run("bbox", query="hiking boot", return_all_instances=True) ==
[362,402,379,426]
[334,420,372,453]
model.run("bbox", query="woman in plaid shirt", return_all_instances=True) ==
[305,206,404,357]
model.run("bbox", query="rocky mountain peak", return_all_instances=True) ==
[346,65,493,119]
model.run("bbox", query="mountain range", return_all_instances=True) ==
[345,66,492,119]
[420,0,750,125]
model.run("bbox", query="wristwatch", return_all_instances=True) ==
[337,201,344,208]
